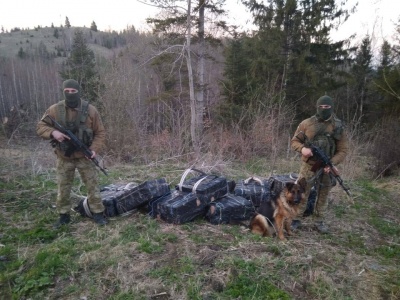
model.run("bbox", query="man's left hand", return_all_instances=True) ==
[86,150,96,159]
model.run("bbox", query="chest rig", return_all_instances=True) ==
[56,100,93,149]
[310,115,343,159]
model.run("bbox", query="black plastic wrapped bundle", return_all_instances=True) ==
[234,176,271,208]
[206,194,255,225]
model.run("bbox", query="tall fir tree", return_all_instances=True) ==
[374,40,400,116]
[229,0,354,119]
[350,36,373,124]
[90,21,98,32]
[65,16,71,28]
[60,29,104,111]
[219,35,257,126]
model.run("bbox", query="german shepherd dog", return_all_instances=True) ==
[250,177,307,240]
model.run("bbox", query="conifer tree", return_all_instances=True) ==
[378,40,393,72]
[60,29,104,110]
[350,36,373,124]
[374,38,400,115]
[65,16,71,28]
[234,0,354,118]
[90,21,98,32]
[17,47,26,59]
[219,35,255,126]
[369,27,400,176]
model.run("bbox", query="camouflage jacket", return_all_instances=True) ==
[291,115,349,166]
[36,100,106,159]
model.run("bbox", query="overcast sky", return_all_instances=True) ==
[0,0,399,47]
[0,0,250,32]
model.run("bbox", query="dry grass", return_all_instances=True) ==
[0,138,399,300]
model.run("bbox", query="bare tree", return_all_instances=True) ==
[140,0,226,152]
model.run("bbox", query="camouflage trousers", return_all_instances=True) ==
[56,156,104,214]
[296,162,334,221]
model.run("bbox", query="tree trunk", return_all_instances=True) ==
[195,0,205,151]
[186,0,199,151]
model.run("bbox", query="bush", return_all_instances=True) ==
[370,117,400,177]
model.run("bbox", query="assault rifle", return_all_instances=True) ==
[296,131,350,196]
[42,114,108,176]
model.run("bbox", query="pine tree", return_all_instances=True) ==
[17,47,26,59]
[378,40,393,72]
[60,29,103,110]
[65,16,71,28]
[90,21,98,32]
[369,25,400,176]
[219,35,256,126]
[374,38,400,116]
[350,36,373,124]
[236,0,354,118]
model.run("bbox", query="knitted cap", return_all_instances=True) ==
[316,95,333,107]
[62,79,81,91]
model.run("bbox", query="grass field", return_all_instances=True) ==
[0,141,399,300]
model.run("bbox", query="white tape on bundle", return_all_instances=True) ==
[192,176,209,193]
[289,173,299,184]
[123,182,137,190]
[178,168,193,192]
[244,176,263,185]
[82,197,93,218]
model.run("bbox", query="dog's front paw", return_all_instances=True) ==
[278,234,287,241]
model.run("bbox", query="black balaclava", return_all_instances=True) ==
[316,95,333,121]
[62,79,81,108]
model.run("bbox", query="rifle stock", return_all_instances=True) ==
[42,114,108,176]
[296,131,350,196]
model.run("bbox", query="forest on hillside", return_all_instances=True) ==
[1,0,400,176]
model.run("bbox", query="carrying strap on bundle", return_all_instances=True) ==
[177,168,207,192]
[289,173,299,184]
[192,176,209,193]
[122,182,137,190]
[243,176,263,185]
[82,197,93,218]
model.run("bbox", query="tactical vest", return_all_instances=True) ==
[56,100,93,147]
[310,115,343,159]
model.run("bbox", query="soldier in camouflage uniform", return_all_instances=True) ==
[291,95,349,233]
[37,79,107,228]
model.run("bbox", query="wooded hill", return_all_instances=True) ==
[1,0,400,176]
[0,26,122,60]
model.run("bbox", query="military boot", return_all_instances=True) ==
[314,221,329,234]
[93,213,108,226]
[54,213,71,229]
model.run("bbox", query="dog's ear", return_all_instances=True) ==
[286,182,295,190]
[298,177,307,190]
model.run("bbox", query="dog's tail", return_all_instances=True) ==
[250,213,269,237]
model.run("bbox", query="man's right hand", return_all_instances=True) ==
[51,130,70,142]
[301,147,313,158]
